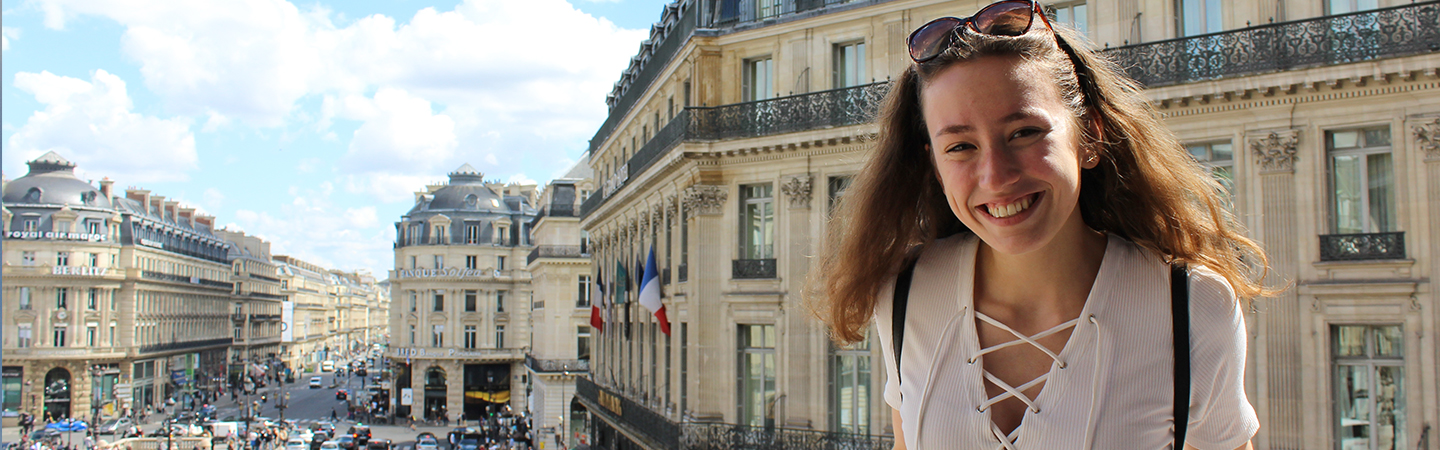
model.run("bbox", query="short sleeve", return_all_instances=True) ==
[872,273,902,411]
[1184,267,1260,450]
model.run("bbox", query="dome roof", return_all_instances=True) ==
[2,152,112,209]
[419,163,507,212]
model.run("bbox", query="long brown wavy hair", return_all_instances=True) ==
[808,23,1276,344]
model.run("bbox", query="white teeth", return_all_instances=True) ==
[989,195,1034,219]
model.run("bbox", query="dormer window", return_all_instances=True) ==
[464,194,478,208]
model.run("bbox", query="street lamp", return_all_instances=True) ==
[278,392,290,421]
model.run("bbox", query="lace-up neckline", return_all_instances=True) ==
[971,311,1081,449]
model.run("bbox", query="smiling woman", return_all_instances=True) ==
[807,1,1275,449]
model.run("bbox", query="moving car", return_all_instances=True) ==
[320,441,341,450]
[335,435,356,450]
[414,437,439,450]
[310,376,324,388]
[335,389,348,400]
[348,424,371,445]
[285,439,309,450]
[321,361,335,372]
[364,439,391,450]
[96,417,136,434]
[29,429,62,441]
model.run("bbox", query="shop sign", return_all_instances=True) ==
[400,388,413,406]
[395,268,497,279]
[597,390,622,416]
[52,266,109,276]
[4,231,107,242]
[139,239,165,248]
[395,348,507,358]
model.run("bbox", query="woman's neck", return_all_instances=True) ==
[974,221,1108,315]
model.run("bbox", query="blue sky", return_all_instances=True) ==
[1,0,670,278]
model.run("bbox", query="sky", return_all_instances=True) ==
[1,0,671,278]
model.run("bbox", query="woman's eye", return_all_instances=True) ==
[945,143,976,153]
[1011,127,1044,140]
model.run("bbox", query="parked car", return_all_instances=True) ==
[285,439,309,450]
[310,376,323,388]
[96,417,135,434]
[414,438,439,450]
[364,439,392,450]
[335,435,356,450]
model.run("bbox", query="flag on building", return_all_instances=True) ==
[614,260,628,305]
[590,268,605,333]
[639,247,671,336]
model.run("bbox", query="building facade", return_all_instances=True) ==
[576,1,1439,449]
[524,165,596,448]
[386,164,539,422]
[3,152,233,420]
[216,229,286,385]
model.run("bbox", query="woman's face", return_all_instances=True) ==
[920,54,1095,255]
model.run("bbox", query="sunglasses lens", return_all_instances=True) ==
[972,1,1034,36]
[908,17,962,62]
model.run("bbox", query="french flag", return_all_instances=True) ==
[638,247,671,335]
[590,268,605,333]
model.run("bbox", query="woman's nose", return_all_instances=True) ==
[975,144,1021,190]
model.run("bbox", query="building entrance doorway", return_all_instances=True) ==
[423,367,447,421]
[43,368,72,420]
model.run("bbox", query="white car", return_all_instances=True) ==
[415,439,439,450]
[285,439,308,450]
[310,376,323,388]
[292,429,314,443]
[320,441,341,450]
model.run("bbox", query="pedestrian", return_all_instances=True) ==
[808,1,1273,448]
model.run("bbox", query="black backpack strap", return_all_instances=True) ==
[892,258,918,393]
[1172,264,1191,448]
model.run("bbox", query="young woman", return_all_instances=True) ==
[808,1,1276,449]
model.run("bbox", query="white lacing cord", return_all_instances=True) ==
[1081,314,1106,450]
[973,311,1081,449]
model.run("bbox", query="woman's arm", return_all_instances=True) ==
[891,408,906,450]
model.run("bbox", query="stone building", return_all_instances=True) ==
[276,255,341,373]
[215,229,286,379]
[575,1,1439,449]
[524,163,595,448]
[387,164,539,422]
[3,152,233,420]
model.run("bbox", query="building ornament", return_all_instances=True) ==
[1413,116,1440,162]
[666,195,679,219]
[682,185,728,216]
[1250,129,1301,173]
[779,174,813,209]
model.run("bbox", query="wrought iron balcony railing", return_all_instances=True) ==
[577,376,682,449]
[526,245,590,266]
[718,0,883,27]
[1104,1,1440,87]
[678,263,688,282]
[140,338,233,354]
[525,354,590,374]
[733,259,777,279]
[141,271,234,290]
[1319,232,1405,261]
[682,422,894,450]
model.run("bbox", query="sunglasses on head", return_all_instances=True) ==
[907,0,1054,63]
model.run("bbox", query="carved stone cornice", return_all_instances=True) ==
[1413,117,1440,162]
[666,195,679,219]
[683,185,728,216]
[1250,129,1302,174]
[779,174,813,209]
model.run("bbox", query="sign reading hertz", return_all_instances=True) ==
[52,266,109,276]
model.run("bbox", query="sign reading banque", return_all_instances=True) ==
[395,268,497,279]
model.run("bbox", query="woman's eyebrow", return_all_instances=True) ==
[932,110,1042,138]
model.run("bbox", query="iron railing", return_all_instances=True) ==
[244,292,287,301]
[718,0,876,26]
[525,354,590,373]
[733,259,777,279]
[141,271,233,290]
[682,422,894,450]
[1104,1,1440,87]
[527,245,590,266]
[1319,232,1405,261]
[140,338,232,354]
[590,0,698,155]
[678,263,688,282]
[578,377,682,449]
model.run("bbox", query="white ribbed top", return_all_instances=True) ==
[874,234,1258,450]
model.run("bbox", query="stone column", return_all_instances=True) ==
[1250,129,1303,449]
[779,174,816,428]
[1412,116,1440,438]
[683,184,728,420]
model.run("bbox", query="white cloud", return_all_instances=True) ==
[8,70,198,183]
[338,88,457,174]
[202,188,225,210]
[505,173,538,186]
[342,173,442,204]
[1,26,18,51]
[230,184,393,275]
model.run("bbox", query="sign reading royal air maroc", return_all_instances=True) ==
[395,268,499,279]
[5,231,107,242]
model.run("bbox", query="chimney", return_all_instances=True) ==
[178,207,195,227]
[126,189,151,211]
[195,215,214,231]
[164,200,179,222]
[149,195,166,217]
[99,178,114,199]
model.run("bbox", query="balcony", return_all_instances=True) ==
[678,263,688,282]
[141,271,233,290]
[525,354,590,374]
[140,337,233,354]
[1104,2,1440,87]
[733,259,777,279]
[577,377,682,449]
[1319,232,1405,261]
[526,245,590,266]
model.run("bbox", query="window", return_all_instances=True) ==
[1332,324,1405,449]
[497,255,506,271]
[577,275,592,307]
[406,223,422,245]
[56,288,69,309]
[56,221,71,232]
[111,292,116,310]
[88,288,99,310]
[495,325,505,348]
[755,0,780,19]
[110,322,116,345]
[87,324,98,347]
[828,175,853,214]
[86,220,103,235]
[19,287,32,310]
[681,322,689,414]
[740,184,775,259]
[1047,2,1088,36]
[410,292,418,312]
[578,326,591,360]
[465,255,478,270]
[56,252,70,266]
[433,292,444,311]
[1329,127,1394,234]
[1176,0,1222,36]
[409,255,417,269]
[738,324,777,427]
[433,225,447,244]
[409,325,416,345]
[22,251,35,266]
[497,226,509,245]
[496,291,506,312]
[1328,0,1378,14]
[681,208,689,269]
[465,223,481,244]
[23,218,38,232]
[834,41,866,88]
[743,57,774,101]
[18,324,32,348]
[464,325,477,349]
[434,255,444,269]
[53,325,67,347]
[431,325,443,347]
[88,253,99,267]
[832,337,872,434]
[1187,141,1235,197]
[465,290,478,312]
